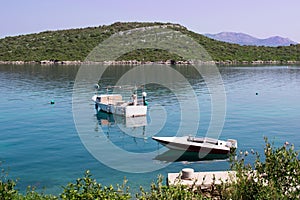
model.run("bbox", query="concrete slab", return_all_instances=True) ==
[168,170,236,189]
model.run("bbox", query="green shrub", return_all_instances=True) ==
[136,175,209,200]
[18,186,57,200]
[0,166,18,199]
[60,170,131,200]
[220,137,300,199]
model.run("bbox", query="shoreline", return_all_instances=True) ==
[0,60,299,66]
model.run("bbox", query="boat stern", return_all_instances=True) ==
[226,139,238,153]
[125,105,147,117]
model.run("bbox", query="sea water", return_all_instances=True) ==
[0,64,300,195]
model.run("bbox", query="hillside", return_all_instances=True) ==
[205,32,298,47]
[0,22,300,64]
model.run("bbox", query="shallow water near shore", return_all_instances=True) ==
[0,64,300,195]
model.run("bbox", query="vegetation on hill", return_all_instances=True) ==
[1,138,299,199]
[0,22,300,63]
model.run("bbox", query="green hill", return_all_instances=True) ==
[0,22,300,63]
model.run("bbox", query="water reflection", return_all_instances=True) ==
[96,111,147,127]
[154,149,229,163]
[95,111,147,139]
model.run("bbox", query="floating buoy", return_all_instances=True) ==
[94,84,100,90]
[50,100,55,104]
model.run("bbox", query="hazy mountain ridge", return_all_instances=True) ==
[205,32,298,47]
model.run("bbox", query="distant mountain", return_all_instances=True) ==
[204,32,298,47]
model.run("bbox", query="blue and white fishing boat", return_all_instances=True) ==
[92,84,148,117]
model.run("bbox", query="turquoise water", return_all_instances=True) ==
[1,64,300,195]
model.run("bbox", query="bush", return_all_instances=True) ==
[136,175,209,200]
[0,166,18,199]
[220,137,300,199]
[60,170,130,200]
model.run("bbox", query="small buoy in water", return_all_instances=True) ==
[50,100,55,104]
[256,92,258,95]
[94,84,100,90]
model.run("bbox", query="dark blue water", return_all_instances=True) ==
[1,64,300,195]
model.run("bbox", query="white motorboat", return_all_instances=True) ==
[152,136,237,154]
[92,85,148,117]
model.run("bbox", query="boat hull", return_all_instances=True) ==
[96,102,147,117]
[154,150,229,162]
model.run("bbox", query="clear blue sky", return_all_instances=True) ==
[1,0,299,42]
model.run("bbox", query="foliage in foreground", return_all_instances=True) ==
[136,175,211,200]
[220,138,300,199]
[60,170,130,200]
[0,167,56,200]
[1,138,299,199]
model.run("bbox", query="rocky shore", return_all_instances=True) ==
[0,60,299,66]
[0,60,194,65]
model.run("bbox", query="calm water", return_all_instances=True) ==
[1,64,300,195]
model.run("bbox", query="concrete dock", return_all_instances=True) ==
[168,168,236,189]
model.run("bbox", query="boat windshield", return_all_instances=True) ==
[187,136,218,145]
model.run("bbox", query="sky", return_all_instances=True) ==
[1,0,299,42]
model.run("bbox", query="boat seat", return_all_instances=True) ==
[188,137,204,143]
